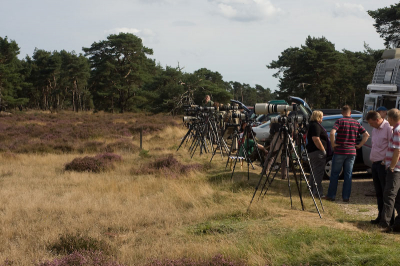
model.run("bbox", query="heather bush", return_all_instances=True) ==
[65,153,122,172]
[37,250,124,266]
[147,254,246,266]
[47,232,114,256]
[133,154,203,177]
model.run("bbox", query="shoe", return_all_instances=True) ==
[378,222,390,229]
[343,198,349,202]
[323,196,335,201]
[382,226,393,233]
[392,224,400,232]
[370,217,380,225]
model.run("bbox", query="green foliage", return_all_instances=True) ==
[368,3,400,48]
[268,36,382,110]
[83,33,157,113]
[0,36,30,110]
[139,149,150,158]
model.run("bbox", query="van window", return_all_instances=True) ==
[384,70,393,84]
[363,96,377,121]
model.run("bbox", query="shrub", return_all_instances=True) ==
[47,232,114,256]
[37,250,124,266]
[133,154,203,177]
[65,153,122,173]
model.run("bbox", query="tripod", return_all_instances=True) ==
[248,122,323,218]
[227,124,263,181]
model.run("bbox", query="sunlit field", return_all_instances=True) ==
[0,111,400,265]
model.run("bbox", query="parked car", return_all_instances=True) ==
[315,109,362,116]
[251,113,279,127]
[304,114,368,179]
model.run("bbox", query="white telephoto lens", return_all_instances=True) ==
[270,116,279,123]
[255,103,268,114]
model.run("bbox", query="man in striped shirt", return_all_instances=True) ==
[380,108,400,231]
[325,105,369,202]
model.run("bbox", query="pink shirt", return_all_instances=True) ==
[370,119,392,162]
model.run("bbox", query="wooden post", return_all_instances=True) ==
[140,127,143,150]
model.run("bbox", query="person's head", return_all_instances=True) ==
[341,105,351,116]
[205,95,210,103]
[366,110,383,129]
[387,108,400,127]
[377,106,388,119]
[310,110,323,123]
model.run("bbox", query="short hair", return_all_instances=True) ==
[366,110,381,121]
[342,105,351,114]
[310,110,323,122]
[387,108,400,122]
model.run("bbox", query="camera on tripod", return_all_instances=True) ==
[232,112,247,120]
[183,116,199,123]
[219,105,239,111]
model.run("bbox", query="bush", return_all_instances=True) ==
[37,250,124,266]
[133,154,203,177]
[47,232,114,256]
[65,153,122,173]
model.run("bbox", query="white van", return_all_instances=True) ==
[362,49,400,167]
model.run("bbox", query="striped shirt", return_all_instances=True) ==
[385,123,400,171]
[333,116,366,155]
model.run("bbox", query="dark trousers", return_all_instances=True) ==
[380,170,400,227]
[371,161,387,220]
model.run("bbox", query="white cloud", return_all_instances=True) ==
[333,2,366,17]
[211,0,281,22]
[218,3,238,18]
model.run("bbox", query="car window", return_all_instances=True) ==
[321,118,338,132]
[321,117,359,132]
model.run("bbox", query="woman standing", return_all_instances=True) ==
[306,111,329,196]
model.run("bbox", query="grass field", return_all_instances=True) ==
[0,112,399,265]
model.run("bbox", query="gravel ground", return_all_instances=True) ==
[322,171,379,219]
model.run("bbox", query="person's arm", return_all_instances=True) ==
[389,149,400,171]
[312,136,325,153]
[330,129,338,150]
[355,131,370,149]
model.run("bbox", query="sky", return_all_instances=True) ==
[0,0,396,91]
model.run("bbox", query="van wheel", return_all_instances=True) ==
[324,158,343,180]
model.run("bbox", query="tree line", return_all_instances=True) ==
[0,33,274,113]
[0,3,397,113]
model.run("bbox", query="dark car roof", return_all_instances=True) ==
[316,109,362,116]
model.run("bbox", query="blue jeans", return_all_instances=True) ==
[327,154,356,200]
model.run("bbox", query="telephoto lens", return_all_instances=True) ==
[183,116,198,123]
[270,116,287,124]
[254,103,294,114]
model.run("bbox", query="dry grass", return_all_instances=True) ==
[0,113,400,265]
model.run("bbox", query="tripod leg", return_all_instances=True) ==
[288,135,322,218]
[283,140,293,208]
[300,137,324,211]
[289,155,305,211]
